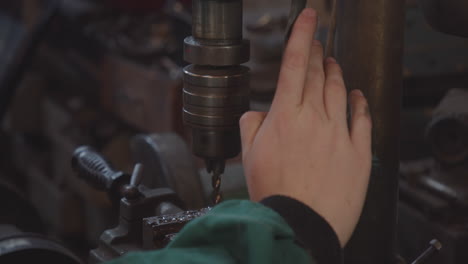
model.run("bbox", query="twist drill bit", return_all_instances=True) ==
[211,171,223,205]
[207,160,225,205]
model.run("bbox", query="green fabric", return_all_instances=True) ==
[108,200,314,264]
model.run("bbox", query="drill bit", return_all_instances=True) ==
[206,160,225,205]
[211,170,223,204]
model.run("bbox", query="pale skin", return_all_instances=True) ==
[240,8,372,247]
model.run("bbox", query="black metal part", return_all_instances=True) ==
[411,239,442,264]
[71,144,202,263]
[122,164,144,200]
[89,187,183,263]
[72,146,130,203]
[0,180,45,234]
[130,133,206,209]
[398,195,468,264]
[0,225,83,264]
[335,0,405,263]
[285,0,307,41]
[418,0,468,37]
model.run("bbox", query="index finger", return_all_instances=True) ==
[272,8,318,110]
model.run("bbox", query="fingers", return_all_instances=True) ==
[302,40,325,112]
[349,90,372,155]
[272,8,318,109]
[324,58,347,123]
[239,111,267,157]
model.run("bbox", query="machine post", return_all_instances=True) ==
[335,0,406,263]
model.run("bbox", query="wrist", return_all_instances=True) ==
[260,195,343,264]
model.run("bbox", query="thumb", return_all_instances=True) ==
[239,111,267,158]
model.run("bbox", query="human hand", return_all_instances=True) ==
[240,8,372,247]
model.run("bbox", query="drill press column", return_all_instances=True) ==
[183,0,250,204]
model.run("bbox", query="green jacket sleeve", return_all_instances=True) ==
[107,200,314,264]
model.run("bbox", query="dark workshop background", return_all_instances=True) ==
[0,0,468,263]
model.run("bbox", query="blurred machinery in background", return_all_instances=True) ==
[1,0,468,263]
[397,1,468,263]
[399,88,468,263]
[0,0,195,261]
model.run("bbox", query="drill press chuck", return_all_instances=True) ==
[183,0,250,204]
[183,65,250,160]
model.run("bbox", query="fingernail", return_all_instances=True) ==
[326,57,337,64]
[312,40,322,46]
[353,89,364,96]
[302,8,316,18]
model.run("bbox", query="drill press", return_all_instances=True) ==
[183,0,250,204]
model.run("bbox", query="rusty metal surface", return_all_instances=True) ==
[335,0,406,263]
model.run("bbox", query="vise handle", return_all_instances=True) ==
[72,146,130,201]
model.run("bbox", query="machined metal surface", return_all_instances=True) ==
[335,0,406,263]
[183,66,250,128]
[185,0,249,66]
[184,37,250,66]
[183,65,250,89]
[183,65,249,161]
[192,0,243,42]
[184,0,251,204]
